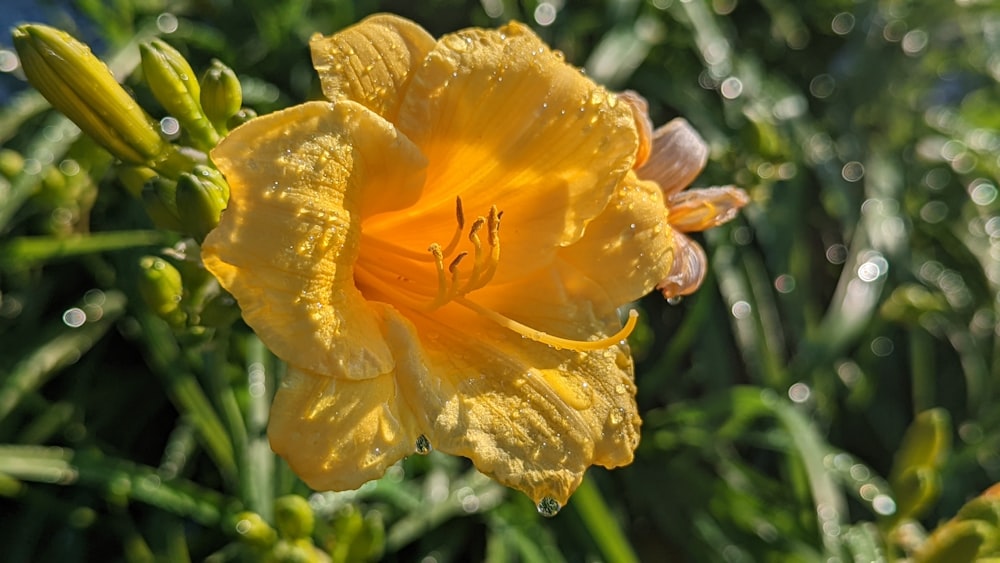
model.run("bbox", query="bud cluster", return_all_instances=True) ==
[14,23,253,333]
[13,23,246,242]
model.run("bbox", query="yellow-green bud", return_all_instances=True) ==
[140,39,219,151]
[200,59,243,135]
[175,166,228,240]
[117,165,158,199]
[0,149,25,178]
[141,177,183,231]
[232,511,278,549]
[273,495,314,540]
[138,255,185,326]
[891,409,951,483]
[228,108,258,131]
[13,25,167,165]
[916,520,988,563]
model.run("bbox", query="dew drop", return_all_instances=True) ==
[608,407,624,427]
[536,496,561,517]
[667,296,683,305]
[415,434,432,455]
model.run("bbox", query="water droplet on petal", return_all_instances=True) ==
[667,296,683,305]
[415,434,432,455]
[537,496,561,517]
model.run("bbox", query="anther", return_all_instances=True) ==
[440,197,465,258]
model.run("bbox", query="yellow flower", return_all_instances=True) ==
[620,92,750,298]
[202,15,683,508]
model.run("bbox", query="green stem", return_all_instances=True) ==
[571,475,639,563]
[0,230,174,268]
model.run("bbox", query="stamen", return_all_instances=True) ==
[447,252,468,299]
[455,296,639,351]
[429,243,448,306]
[482,206,502,284]
[460,217,487,293]
[439,197,465,258]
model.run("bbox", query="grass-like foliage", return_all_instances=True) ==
[1,0,998,561]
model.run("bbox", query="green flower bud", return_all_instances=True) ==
[228,108,258,131]
[200,59,243,135]
[0,149,25,178]
[141,177,184,231]
[140,39,219,151]
[12,24,189,174]
[116,165,158,199]
[138,255,186,326]
[232,511,278,549]
[175,166,228,240]
[916,520,988,563]
[274,495,314,540]
[891,409,951,482]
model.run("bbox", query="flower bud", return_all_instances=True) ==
[141,177,184,231]
[200,59,243,134]
[175,165,228,240]
[232,511,277,548]
[228,108,258,131]
[14,25,165,165]
[273,495,314,540]
[0,149,25,178]
[138,255,186,326]
[140,39,219,150]
[116,164,157,198]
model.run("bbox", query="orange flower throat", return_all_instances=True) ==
[355,197,638,351]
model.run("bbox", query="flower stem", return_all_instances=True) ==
[571,475,639,563]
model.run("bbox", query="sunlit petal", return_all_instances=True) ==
[372,21,638,281]
[311,14,436,121]
[268,363,420,491]
[396,272,640,504]
[636,118,708,197]
[656,232,708,298]
[668,185,749,232]
[559,173,673,305]
[204,100,427,379]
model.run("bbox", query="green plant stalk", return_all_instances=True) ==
[0,230,172,268]
[244,334,276,519]
[136,311,238,485]
[571,475,640,563]
[0,445,226,524]
[201,332,256,512]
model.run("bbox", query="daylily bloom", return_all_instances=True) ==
[201,14,738,508]
[620,91,750,298]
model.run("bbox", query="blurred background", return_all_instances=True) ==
[1,0,998,561]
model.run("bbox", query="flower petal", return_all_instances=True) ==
[618,91,653,168]
[370,21,638,281]
[635,118,708,197]
[559,172,673,306]
[203,100,427,379]
[667,185,750,233]
[396,266,641,505]
[268,364,419,491]
[310,14,436,121]
[656,231,708,298]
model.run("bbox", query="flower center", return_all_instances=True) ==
[354,198,636,351]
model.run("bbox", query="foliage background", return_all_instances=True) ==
[1,0,998,561]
